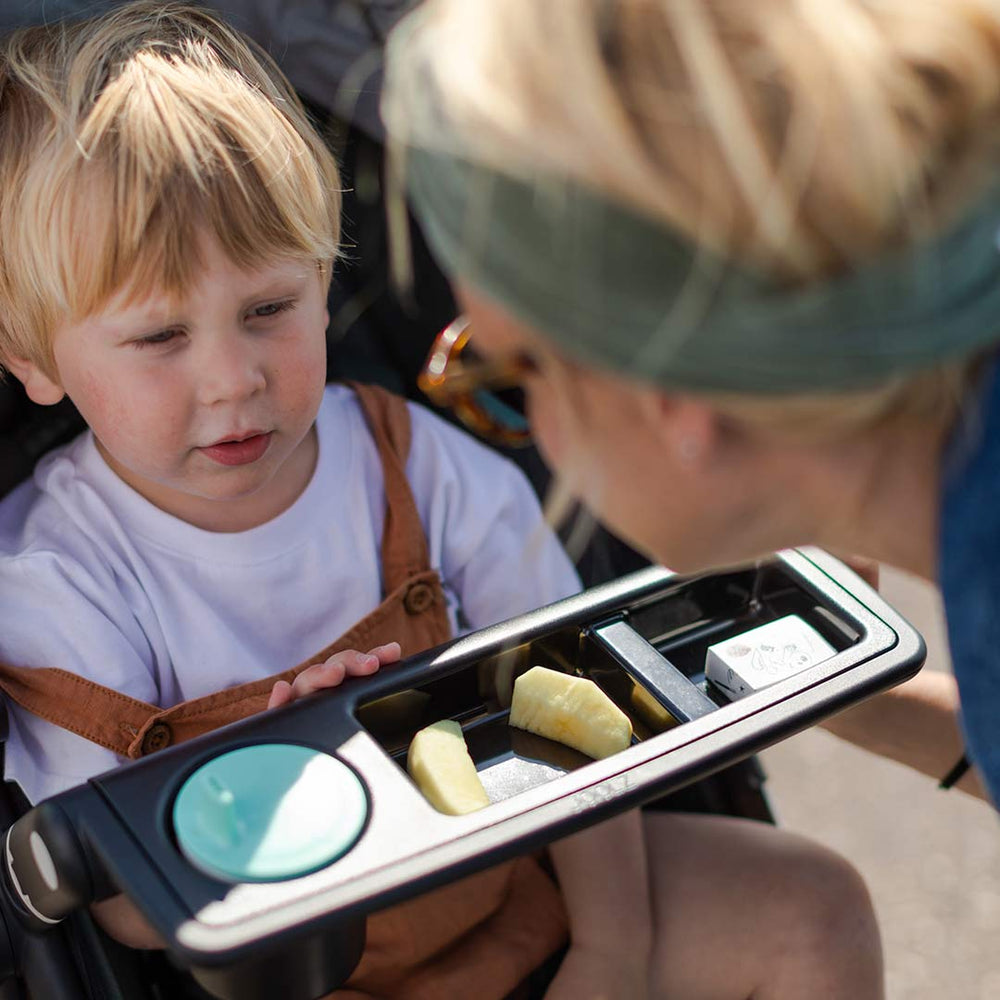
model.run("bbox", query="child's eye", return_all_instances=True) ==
[250,299,295,320]
[133,328,180,349]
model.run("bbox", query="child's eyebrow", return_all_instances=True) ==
[244,271,313,296]
[83,256,318,331]
[78,288,192,339]
[233,275,310,309]
[100,311,185,343]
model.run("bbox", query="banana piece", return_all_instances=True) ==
[407,720,491,815]
[509,666,633,759]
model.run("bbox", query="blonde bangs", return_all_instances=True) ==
[0,2,341,373]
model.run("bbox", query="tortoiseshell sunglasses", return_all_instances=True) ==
[418,317,536,447]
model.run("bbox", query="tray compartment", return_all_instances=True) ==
[356,623,650,806]
[356,560,865,810]
[626,562,861,688]
[587,620,717,726]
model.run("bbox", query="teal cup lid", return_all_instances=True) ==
[172,743,368,883]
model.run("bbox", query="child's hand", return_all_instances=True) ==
[267,642,402,709]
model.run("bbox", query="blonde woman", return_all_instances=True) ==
[382,0,1000,994]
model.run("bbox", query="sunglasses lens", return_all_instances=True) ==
[421,319,533,446]
[471,386,529,434]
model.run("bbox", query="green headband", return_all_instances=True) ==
[406,148,1000,395]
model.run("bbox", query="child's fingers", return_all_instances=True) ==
[340,648,384,679]
[366,641,402,665]
[269,645,401,709]
[268,679,293,710]
[290,658,348,699]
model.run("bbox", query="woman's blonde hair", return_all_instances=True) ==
[0,1,341,375]
[385,0,1000,435]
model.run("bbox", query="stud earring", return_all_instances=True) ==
[677,436,700,466]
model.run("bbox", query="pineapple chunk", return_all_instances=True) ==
[630,684,680,733]
[407,720,491,815]
[509,666,632,759]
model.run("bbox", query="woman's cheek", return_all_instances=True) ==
[526,389,568,469]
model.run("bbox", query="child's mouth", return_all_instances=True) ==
[200,432,272,466]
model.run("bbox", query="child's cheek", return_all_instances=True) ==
[64,366,134,447]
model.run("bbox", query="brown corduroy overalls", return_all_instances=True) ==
[0,383,568,999]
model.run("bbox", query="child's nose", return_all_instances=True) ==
[197,336,267,405]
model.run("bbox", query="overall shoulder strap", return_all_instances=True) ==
[0,662,156,757]
[346,382,433,592]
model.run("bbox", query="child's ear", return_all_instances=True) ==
[3,356,66,406]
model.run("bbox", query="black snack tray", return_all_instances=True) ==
[9,548,924,978]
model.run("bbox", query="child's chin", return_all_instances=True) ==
[196,469,281,503]
[168,468,275,505]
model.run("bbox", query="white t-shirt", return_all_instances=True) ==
[0,385,580,803]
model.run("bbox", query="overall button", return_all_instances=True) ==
[403,581,434,615]
[172,744,369,883]
[141,722,172,755]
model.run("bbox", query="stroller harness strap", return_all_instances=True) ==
[0,381,568,999]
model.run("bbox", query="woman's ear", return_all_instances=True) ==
[636,390,719,471]
[3,356,66,406]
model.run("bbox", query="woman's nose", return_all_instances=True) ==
[196,334,267,405]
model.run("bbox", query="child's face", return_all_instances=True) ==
[22,234,329,530]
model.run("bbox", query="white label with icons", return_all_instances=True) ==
[705,614,836,699]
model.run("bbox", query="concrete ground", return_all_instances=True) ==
[760,567,1000,1000]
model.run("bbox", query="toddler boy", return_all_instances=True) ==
[0,3,577,993]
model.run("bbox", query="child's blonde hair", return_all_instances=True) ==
[385,0,1000,436]
[0,1,341,376]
